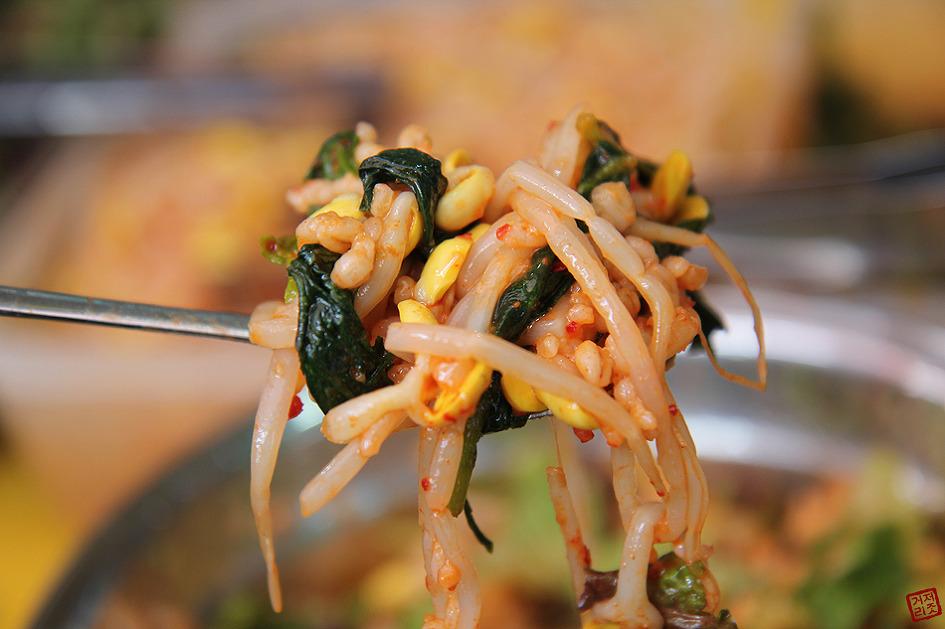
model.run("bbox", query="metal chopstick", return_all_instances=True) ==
[0,285,251,342]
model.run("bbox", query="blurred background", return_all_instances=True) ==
[0,0,943,627]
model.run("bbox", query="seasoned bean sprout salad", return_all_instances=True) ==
[248,105,766,629]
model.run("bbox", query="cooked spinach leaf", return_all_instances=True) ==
[491,245,574,341]
[647,552,708,614]
[304,130,360,181]
[288,244,394,413]
[577,138,638,198]
[576,553,737,627]
[462,500,494,553]
[447,372,535,518]
[646,553,738,628]
[450,245,571,541]
[577,116,710,259]
[577,118,637,197]
[358,148,447,255]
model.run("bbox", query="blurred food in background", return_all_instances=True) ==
[0,1,943,627]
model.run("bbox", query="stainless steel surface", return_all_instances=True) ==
[0,285,252,342]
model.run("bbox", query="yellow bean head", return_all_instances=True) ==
[415,235,473,305]
[435,166,495,232]
[500,374,547,414]
[311,193,363,219]
[651,150,692,222]
[427,361,493,426]
[442,149,473,174]
[397,299,439,325]
[535,390,599,431]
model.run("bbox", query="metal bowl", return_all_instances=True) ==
[31,289,945,628]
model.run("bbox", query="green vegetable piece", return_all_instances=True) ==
[447,371,544,554]
[304,130,360,181]
[448,245,570,542]
[576,118,637,197]
[358,148,447,255]
[491,245,574,341]
[259,234,298,266]
[660,608,739,629]
[646,552,739,627]
[577,116,711,260]
[577,139,638,198]
[647,552,708,615]
[447,372,533,517]
[463,500,493,553]
[288,244,394,413]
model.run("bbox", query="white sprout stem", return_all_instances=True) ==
[248,299,299,350]
[546,466,591,601]
[596,501,665,628]
[503,160,678,371]
[673,408,710,564]
[419,428,450,619]
[447,245,530,332]
[354,189,415,317]
[384,322,666,494]
[628,217,767,390]
[537,104,590,188]
[424,423,465,512]
[507,190,670,430]
[321,365,425,443]
[611,442,642,532]
[299,411,405,518]
[554,418,597,554]
[250,347,300,613]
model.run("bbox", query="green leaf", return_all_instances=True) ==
[447,372,535,517]
[490,245,574,342]
[358,148,447,255]
[447,246,572,531]
[647,552,708,615]
[288,244,394,413]
[304,130,360,181]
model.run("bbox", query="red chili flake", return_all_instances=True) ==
[551,259,567,272]
[496,224,512,241]
[576,542,591,566]
[264,239,278,252]
[573,428,595,443]
[511,300,521,309]
[288,395,304,419]
[668,404,678,416]
[655,489,666,498]
[566,321,580,335]
[420,477,432,491]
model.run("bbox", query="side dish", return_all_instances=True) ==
[248,106,766,629]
